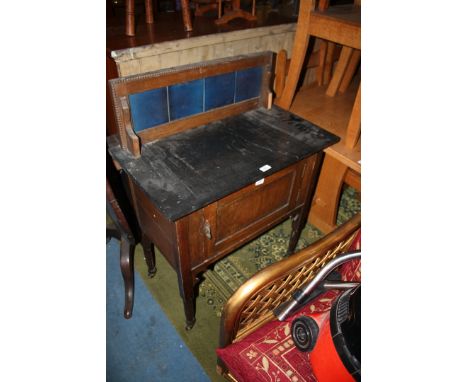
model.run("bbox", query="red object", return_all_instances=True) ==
[307,311,355,382]
[216,290,342,382]
[217,230,361,381]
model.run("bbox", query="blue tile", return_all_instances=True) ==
[235,66,263,102]
[205,72,235,111]
[128,87,169,132]
[168,79,204,120]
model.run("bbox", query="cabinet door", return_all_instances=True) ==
[204,158,309,260]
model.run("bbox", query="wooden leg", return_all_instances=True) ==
[326,46,353,97]
[339,49,360,94]
[275,0,313,110]
[175,219,197,330]
[287,154,323,255]
[141,233,156,278]
[180,0,193,32]
[345,83,361,148]
[308,154,347,234]
[287,212,302,255]
[106,226,120,242]
[316,39,328,86]
[120,238,135,319]
[182,290,196,330]
[125,0,135,36]
[274,49,287,98]
[144,0,154,24]
[323,42,336,85]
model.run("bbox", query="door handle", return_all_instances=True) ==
[203,220,212,240]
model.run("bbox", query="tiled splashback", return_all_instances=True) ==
[128,66,263,132]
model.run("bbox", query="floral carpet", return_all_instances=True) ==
[198,185,361,317]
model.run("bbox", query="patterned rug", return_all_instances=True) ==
[125,184,360,381]
[198,185,361,317]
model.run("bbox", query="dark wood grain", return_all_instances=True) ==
[107,53,339,328]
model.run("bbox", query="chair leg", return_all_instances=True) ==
[275,0,314,110]
[125,0,135,36]
[316,39,328,86]
[120,238,135,319]
[180,0,193,31]
[345,83,361,148]
[308,155,348,234]
[326,46,353,97]
[339,49,360,94]
[144,0,154,23]
[323,41,335,85]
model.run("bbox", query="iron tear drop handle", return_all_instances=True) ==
[274,251,361,321]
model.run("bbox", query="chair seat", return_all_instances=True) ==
[217,247,361,382]
[309,4,361,49]
[217,290,342,382]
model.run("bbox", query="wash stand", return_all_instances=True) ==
[107,52,339,329]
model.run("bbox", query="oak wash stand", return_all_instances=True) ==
[107,52,339,329]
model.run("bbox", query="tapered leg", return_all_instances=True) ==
[125,0,135,36]
[180,0,193,32]
[174,219,196,330]
[182,293,196,331]
[141,233,156,278]
[176,270,196,330]
[120,238,135,319]
[308,154,348,234]
[287,212,302,255]
[287,154,324,256]
[144,0,154,23]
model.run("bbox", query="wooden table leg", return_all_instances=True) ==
[141,233,156,278]
[175,220,197,330]
[287,153,323,255]
[120,238,135,319]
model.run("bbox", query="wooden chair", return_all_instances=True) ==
[276,0,361,111]
[106,172,157,318]
[217,213,361,379]
[273,0,361,233]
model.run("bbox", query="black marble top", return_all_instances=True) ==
[108,106,339,221]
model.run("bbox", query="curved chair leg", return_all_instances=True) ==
[141,233,156,278]
[120,238,135,319]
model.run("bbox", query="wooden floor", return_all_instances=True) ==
[107,1,297,53]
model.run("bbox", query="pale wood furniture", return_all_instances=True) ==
[287,80,361,233]
[125,0,193,35]
[217,213,361,379]
[215,0,256,25]
[273,0,361,233]
[193,0,231,18]
[107,52,339,329]
[125,0,154,36]
[276,0,361,110]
